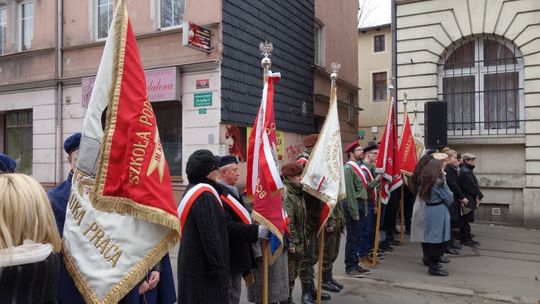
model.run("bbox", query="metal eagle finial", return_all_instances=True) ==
[260,41,273,69]
[330,62,341,83]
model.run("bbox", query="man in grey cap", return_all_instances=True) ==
[458,153,483,247]
[218,155,268,304]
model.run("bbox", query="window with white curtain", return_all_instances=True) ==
[160,0,184,29]
[19,1,33,51]
[97,0,113,39]
[438,36,524,135]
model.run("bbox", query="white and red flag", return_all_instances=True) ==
[246,71,285,262]
[63,1,179,302]
[300,71,346,232]
[399,108,418,176]
[376,96,403,204]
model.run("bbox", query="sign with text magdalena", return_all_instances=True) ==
[82,67,180,108]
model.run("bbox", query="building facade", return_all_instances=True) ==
[357,23,393,145]
[395,0,540,228]
[0,0,358,197]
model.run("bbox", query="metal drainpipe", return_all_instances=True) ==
[391,0,398,118]
[55,0,63,184]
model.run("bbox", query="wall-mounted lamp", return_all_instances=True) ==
[371,126,378,141]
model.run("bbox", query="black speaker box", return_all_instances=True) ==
[424,101,447,149]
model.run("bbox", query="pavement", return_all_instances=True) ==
[170,223,540,304]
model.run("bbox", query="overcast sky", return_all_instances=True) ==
[360,0,391,28]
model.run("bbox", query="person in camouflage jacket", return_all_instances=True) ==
[282,162,308,303]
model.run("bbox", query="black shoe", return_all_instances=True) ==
[330,276,344,290]
[301,291,316,304]
[445,248,460,255]
[461,239,478,247]
[439,256,450,263]
[310,290,331,301]
[310,280,331,301]
[388,239,401,246]
[321,272,340,293]
[450,239,462,250]
[428,265,449,276]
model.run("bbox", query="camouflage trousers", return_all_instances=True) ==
[299,225,318,284]
[322,229,342,273]
[287,254,303,295]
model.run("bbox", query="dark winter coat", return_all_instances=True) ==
[458,163,484,222]
[221,183,259,276]
[444,164,465,222]
[0,253,59,304]
[177,179,229,304]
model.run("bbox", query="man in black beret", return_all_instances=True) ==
[177,149,230,304]
[218,155,268,304]
[0,153,16,174]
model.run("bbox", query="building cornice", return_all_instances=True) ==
[313,65,360,91]
[0,47,55,62]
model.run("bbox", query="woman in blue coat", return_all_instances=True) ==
[418,158,454,276]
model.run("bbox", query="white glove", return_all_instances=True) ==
[258,225,270,239]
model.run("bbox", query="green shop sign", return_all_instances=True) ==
[194,92,212,107]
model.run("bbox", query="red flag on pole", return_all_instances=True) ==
[246,71,285,261]
[376,96,403,204]
[63,1,179,302]
[399,109,418,176]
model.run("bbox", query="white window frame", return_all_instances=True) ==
[373,34,386,54]
[95,0,113,41]
[18,0,33,51]
[0,6,6,55]
[314,21,325,67]
[158,0,184,30]
[438,37,525,136]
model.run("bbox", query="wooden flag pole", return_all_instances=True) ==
[371,188,384,268]
[262,239,269,304]
[316,227,326,304]
[400,185,405,243]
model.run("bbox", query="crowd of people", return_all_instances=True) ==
[0,131,483,304]
[410,149,483,276]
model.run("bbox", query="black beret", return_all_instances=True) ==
[64,132,82,154]
[363,144,378,154]
[220,155,239,167]
[186,149,221,181]
[0,154,16,173]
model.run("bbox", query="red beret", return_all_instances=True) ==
[282,162,303,177]
[303,134,319,148]
[344,141,360,153]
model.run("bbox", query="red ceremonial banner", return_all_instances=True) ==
[92,21,179,231]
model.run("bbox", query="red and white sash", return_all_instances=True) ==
[282,208,290,236]
[360,164,378,204]
[220,193,252,225]
[346,161,377,204]
[178,183,222,236]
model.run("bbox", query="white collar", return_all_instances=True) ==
[0,240,53,267]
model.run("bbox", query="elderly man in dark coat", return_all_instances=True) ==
[49,133,176,304]
[177,149,230,304]
[458,153,483,247]
[218,155,268,304]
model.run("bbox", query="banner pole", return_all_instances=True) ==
[262,239,269,304]
[316,227,326,304]
[400,185,405,243]
[372,188,384,268]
